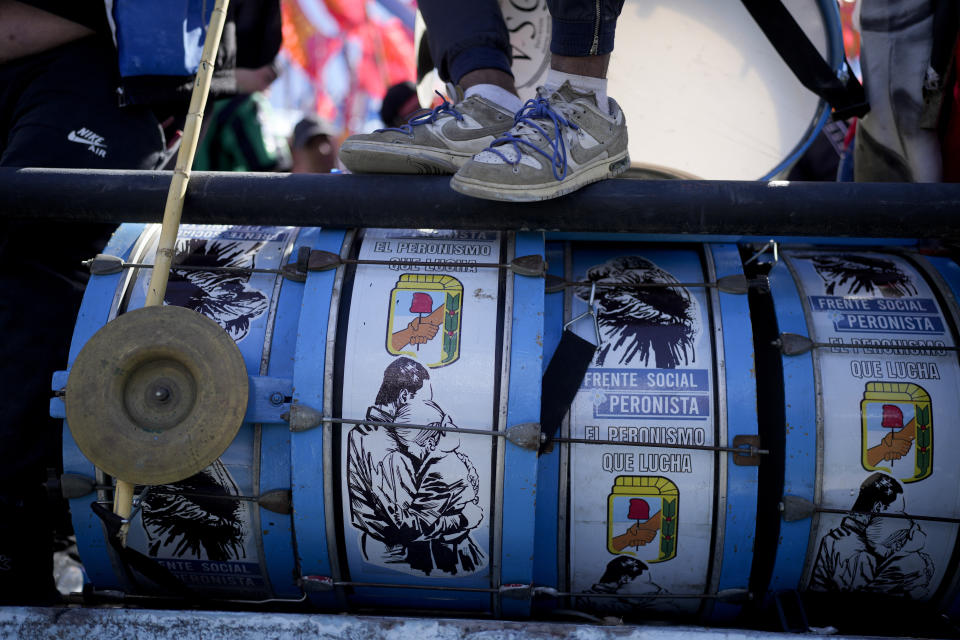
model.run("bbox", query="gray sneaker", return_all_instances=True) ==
[339,91,516,175]
[450,82,629,201]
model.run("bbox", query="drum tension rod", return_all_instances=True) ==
[300,249,546,277]
[83,254,279,277]
[774,332,959,356]
[64,473,292,514]
[298,576,750,602]
[544,273,754,295]
[533,587,752,602]
[549,435,767,461]
[780,495,960,524]
[90,488,293,516]
[84,250,548,281]
[283,406,766,460]
[283,407,543,451]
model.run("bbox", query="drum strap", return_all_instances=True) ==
[539,330,596,453]
[91,501,191,597]
[740,0,869,120]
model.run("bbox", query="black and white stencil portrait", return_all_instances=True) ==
[810,472,934,598]
[164,238,269,341]
[140,459,247,562]
[579,556,670,614]
[346,357,485,576]
[577,256,698,369]
[803,254,919,298]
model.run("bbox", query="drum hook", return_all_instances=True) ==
[124,485,154,524]
[744,239,779,266]
[563,281,602,347]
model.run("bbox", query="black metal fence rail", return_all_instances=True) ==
[2,167,958,238]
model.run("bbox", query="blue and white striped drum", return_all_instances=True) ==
[61,223,306,599]
[533,241,758,623]
[765,248,960,624]
[58,226,960,626]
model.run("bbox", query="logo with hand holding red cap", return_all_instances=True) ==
[861,382,933,483]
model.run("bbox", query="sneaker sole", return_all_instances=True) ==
[340,140,473,175]
[449,152,631,202]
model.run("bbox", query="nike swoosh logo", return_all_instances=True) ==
[569,137,609,166]
[67,131,106,148]
[438,107,514,142]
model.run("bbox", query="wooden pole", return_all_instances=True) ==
[116,0,231,543]
[145,0,230,307]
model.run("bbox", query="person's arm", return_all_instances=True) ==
[0,1,94,64]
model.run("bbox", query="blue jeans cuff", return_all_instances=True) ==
[448,45,514,85]
[550,18,617,56]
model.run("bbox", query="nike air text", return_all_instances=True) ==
[67,128,108,158]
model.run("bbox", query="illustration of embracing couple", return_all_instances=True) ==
[346,357,485,576]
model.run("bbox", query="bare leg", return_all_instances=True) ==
[550,54,611,79]
[459,68,518,96]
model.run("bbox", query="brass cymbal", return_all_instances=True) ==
[66,305,248,485]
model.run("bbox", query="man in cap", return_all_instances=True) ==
[290,115,338,173]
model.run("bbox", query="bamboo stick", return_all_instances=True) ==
[145,0,230,307]
[116,0,231,543]
[112,479,135,545]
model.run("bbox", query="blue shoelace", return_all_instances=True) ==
[486,96,579,181]
[376,91,463,134]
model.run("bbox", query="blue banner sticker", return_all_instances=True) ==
[155,559,266,589]
[582,368,709,392]
[177,225,289,242]
[809,296,938,314]
[831,313,945,335]
[593,392,710,420]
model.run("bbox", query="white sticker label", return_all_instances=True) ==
[787,251,960,599]
[121,225,292,596]
[340,230,502,580]
[567,250,716,615]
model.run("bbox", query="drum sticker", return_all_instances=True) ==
[386,275,462,367]
[346,358,484,576]
[810,472,935,598]
[860,382,932,483]
[140,460,246,561]
[124,445,264,594]
[806,254,918,298]
[129,225,291,345]
[164,238,269,341]
[341,230,500,583]
[583,257,698,369]
[577,556,672,614]
[786,251,960,599]
[568,250,715,614]
[607,476,678,562]
[119,225,292,595]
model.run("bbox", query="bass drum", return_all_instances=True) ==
[60,224,543,615]
[762,248,960,631]
[533,241,760,624]
[417,0,843,180]
[61,224,306,601]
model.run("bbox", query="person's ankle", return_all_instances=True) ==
[460,69,517,94]
[544,69,610,116]
[463,84,522,114]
